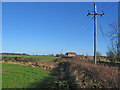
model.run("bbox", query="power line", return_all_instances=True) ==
[97,19,105,38]
[96,2,117,36]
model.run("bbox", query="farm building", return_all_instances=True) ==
[76,55,85,59]
[65,52,85,59]
[65,52,77,57]
[85,56,93,59]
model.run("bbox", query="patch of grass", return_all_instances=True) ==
[2,63,51,88]
[30,56,59,61]
[2,55,59,62]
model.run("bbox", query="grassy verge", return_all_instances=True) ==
[2,63,52,88]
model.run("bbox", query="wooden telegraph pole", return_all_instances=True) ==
[87,3,104,64]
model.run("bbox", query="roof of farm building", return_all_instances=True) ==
[76,55,84,56]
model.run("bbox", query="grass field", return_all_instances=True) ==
[2,63,53,88]
[1,55,59,62]
[32,56,59,61]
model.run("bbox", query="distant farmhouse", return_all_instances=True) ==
[65,52,84,59]
[65,52,76,57]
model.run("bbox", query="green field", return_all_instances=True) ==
[2,63,53,88]
[1,55,59,62]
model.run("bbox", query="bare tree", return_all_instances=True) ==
[106,49,117,63]
[106,22,120,63]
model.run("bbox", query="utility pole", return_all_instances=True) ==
[87,3,104,64]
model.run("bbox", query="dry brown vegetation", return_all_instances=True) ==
[50,57,119,88]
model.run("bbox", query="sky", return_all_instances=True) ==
[2,2,118,56]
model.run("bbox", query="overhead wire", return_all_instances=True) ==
[79,2,116,35]
[92,2,106,38]
[96,2,117,39]
[97,18,106,39]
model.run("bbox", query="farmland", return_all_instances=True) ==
[1,55,120,88]
[1,55,59,61]
[2,63,54,88]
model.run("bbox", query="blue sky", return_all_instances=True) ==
[2,2,118,56]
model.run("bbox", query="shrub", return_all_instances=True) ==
[54,58,119,88]
[56,54,60,57]
[27,57,41,63]
[69,59,119,88]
